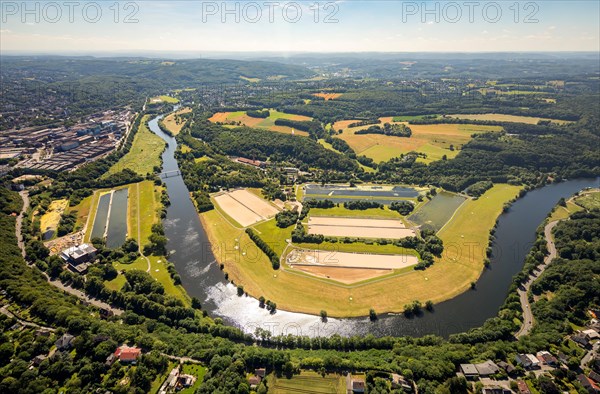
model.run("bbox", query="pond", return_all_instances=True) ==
[90,192,111,240]
[105,188,129,249]
[409,192,467,231]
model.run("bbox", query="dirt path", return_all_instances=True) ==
[515,220,559,338]
[137,183,151,273]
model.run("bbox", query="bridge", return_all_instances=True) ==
[159,170,181,179]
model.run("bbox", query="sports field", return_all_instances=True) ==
[448,113,573,125]
[213,189,280,227]
[307,216,415,239]
[201,184,521,316]
[269,371,346,394]
[161,107,191,135]
[333,118,502,163]
[106,115,165,176]
[208,109,312,135]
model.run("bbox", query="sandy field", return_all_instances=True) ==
[214,189,280,227]
[307,216,415,239]
[288,249,418,270]
[313,93,342,100]
[294,265,391,284]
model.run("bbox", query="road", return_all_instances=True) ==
[581,341,599,370]
[14,191,124,316]
[0,305,56,331]
[515,220,559,338]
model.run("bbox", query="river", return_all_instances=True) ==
[149,114,599,338]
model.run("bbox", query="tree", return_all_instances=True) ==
[369,308,377,321]
[320,310,328,322]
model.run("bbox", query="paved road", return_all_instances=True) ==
[160,353,202,364]
[14,191,124,317]
[581,341,599,370]
[515,220,559,338]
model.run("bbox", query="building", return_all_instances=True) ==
[474,360,500,376]
[55,333,75,351]
[515,354,539,369]
[497,361,516,376]
[578,374,600,393]
[516,380,532,394]
[391,374,413,392]
[255,368,266,378]
[114,345,142,363]
[573,332,592,348]
[248,375,261,389]
[236,157,267,169]
[460,364,479,379]
[482,387,511,394]
[583,329,600,340]
[351,378,366,393]
[536,351,558,367]
[60,243,97,273]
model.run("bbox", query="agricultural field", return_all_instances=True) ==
[288,249,418,270]
[448,113,573,125]
[201,181,520,316]
[333,118,502,163]
[306,216,415,238]
[213,189,280,227]
[268,371,346,394]
[106,115,165,176]
[313,92,342,100]
[161,107,192,135]
[208,109,312,135]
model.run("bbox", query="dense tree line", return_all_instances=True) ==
[343,200,383,210]
[247,109,270,118]
[465,180,493,197]
[389,201,415,215]
[245,228,280,269]
[273,118,325,139]
[275,210,298,228]
[355,123,412,137]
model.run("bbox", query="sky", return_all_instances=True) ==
[1,1,599,54]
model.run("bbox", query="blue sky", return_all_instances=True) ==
[1,1,598,53]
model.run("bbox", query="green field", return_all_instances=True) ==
[408,191,467,231]
[107,115,165,176]
[209,109,312,136]
[200,184,520,316]
[178,364,207,394]
[151,95,179,103]
[308,205,403,219]
[269,371,346,394]
[335,121,502,164]
[576,191,600,210]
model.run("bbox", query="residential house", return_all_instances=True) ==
[460,364,479,379]
[475,360,500,377]
[536,351,558,367]
[573,332,592,348]
[391,374,413,392]
[114,345,142,363]
[248,375,261,389]
[255,368,266,378]
[497,361,516,376]
[55,333,75,351]
[515,354,539,369]
[578,374,600,394]
[516,380,532,394]
[351,378,366,393]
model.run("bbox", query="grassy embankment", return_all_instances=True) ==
[105,114,165,177]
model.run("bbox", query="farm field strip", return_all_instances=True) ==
[307,216,415,239]
[287,249,419,270]
[208,109,312,135]
[213,189,280,227]
[448,113,573,125]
